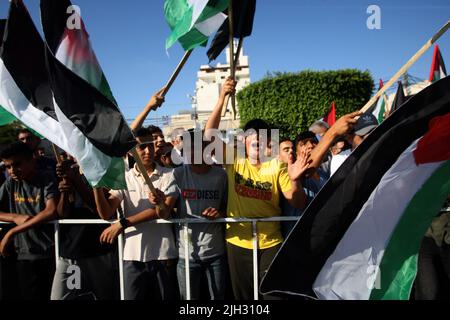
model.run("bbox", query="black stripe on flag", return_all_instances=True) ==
[0,19,5,41]
[260,76,450,298]
[1,2,56,120]
[45,47,136,157]
[3,1,135,158]
[40,0,72,53]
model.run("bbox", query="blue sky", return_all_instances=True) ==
[1,0,449,123]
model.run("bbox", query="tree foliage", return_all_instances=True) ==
[236,69,374,140]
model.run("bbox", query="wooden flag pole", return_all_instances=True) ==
[162,49,193,97]
[51,143,74,202]
[130,148,168,213]
[228,0,237,120]
[221,37,244,117]
[360,20,450,113]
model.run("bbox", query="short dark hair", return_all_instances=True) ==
[147,125,163,136]
[244,119,271,132]
[0,142,34,160]
[134,127,151,139]
[279,136,292,144]
[294,131,318,147]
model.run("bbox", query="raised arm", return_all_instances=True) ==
[307,111,361,172]
[204,78,236,137]
[130,87,166,132]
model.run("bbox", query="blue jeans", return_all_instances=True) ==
[177,255,226,300]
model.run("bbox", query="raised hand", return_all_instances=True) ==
[287,148,311,182]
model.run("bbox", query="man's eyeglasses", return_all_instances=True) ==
[136,142,155,151]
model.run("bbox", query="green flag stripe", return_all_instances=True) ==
[370,159,450,300]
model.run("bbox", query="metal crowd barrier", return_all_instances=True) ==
[1,216,301,300]
[1,206,449,300]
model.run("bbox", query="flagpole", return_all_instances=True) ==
[51,143,74,202]
[130,148,168,213]
[162,49,193,97]
[228,0,237,120]
[360,20,450,113]
[221,37,244,117]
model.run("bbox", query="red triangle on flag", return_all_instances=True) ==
[323,101,336,126]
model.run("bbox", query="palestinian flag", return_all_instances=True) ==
[389,81,406,115]
[40,0,116,104]
[207,0,256,61]
[429,44,447,83]
[165,0,229,51]
[260,76,450,300]
[0,19,17,126]
[323,101,336,126]
[0,0,135,189]
[368,79,387,124]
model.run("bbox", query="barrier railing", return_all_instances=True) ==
[0,216,302,300]
[1,206,449,300]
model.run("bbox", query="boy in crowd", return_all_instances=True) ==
[173,130,228,300]
[0,142,58,299]
[93,127,179,300]
[51,159,119,300]
[205,78,360,299]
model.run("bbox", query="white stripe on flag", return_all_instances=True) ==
[0,58,112,186]
[195,12,227,36]
[313,140,443,300]
[189,0,209,28]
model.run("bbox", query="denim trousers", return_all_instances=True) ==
[177,254,226,300]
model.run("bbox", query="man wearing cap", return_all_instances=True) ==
[330,112,378,176]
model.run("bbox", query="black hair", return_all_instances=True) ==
[243,119,271,133]
[134,127,151,138]
[0,142,34,160]
[294,131,318,147]
[147,125,163,136]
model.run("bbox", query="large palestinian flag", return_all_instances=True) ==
[0,0,135,189]
[260,76,450,300]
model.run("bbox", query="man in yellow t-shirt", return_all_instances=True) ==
[204,79,360,300]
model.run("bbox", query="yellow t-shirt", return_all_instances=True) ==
[225,158,293,249]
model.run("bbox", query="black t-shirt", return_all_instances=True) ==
[0,170,57,260]
[59,206,114,259]
[59,176,114,259]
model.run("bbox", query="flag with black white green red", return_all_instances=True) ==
[389,81,407,115]
[207,0,256,61]
[0,0,135,189]
[429,44,447,83]
[40,0,116,104]
[260,75,450,300]
[368,79,387,124]
[313,114,450,300]
[165,0,229,51]
[0,19,17,127]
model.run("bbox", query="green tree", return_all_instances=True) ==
[237,69,374,140]
[0,122,22,146]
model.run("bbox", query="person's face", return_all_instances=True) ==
[311,125,327,137]
[135,136,155,166]
[278,141,293,164]
[2,155,35,181]
[18,132,40,151]
[152,132,165,153]
[331,141,345,156]
[296,139,316,157]
[245,133,268,162]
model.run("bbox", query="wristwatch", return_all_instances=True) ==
[119,217,129,229]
